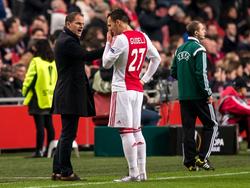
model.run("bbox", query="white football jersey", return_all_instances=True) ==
[102,30,161,92]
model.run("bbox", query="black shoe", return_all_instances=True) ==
[61,173,81,181]
[51,173,61,180]
[195,158,214,170]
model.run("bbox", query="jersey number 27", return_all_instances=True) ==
[128,48,146,72]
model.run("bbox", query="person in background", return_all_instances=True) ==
[0,64,17,99]
[171,20,218,171]
[242,58,250,90]
[103,8,161,182]
[218,77,250,151]
[0,0,6,19]
[138,0,176,44]
[12,63,26,96]
[21,0,50,26]
[209,65,226,93]
[222,22,238,53]
[2,17,26,65]
[50,0,67,35]
[224,61,241,88]
[22,39,57,158]
[141,93,161,126]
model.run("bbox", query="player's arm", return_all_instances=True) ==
[102,35,125,69]
[140,34,161,83]
[62,39,104,62]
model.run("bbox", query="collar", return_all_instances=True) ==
[53,9,67,15]
[188,36,200,43]
[63,27,80,41]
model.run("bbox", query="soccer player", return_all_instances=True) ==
[171,20,218,171]
[102,9,161,182]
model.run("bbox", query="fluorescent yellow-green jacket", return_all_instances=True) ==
[22,57,57,109]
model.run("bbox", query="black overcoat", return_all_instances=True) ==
[52,28,103,116]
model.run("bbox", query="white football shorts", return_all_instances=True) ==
[108,90,143,129]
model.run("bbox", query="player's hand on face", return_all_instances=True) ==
[107,31,113,43]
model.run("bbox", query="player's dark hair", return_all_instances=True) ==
[186,20,201,37]
[107,8,129,24]
[65,12,83,24]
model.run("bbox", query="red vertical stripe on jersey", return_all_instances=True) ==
[109,92,117,127]
[123,31,148,92]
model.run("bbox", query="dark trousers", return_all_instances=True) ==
[238,116,250,148]
[33,114,55,153]
[180,99,218,166]
[141,109,161,126]
[53,114,79,176]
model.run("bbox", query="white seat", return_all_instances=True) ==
[47,140,80,158]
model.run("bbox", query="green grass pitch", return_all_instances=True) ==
[0,150,249,188]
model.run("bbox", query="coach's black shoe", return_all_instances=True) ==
[61,173,81,181]
[195,158,214,171]
[51,173,61,180]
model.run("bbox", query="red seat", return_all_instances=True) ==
[159,100,202,126]
[92,92,111,126]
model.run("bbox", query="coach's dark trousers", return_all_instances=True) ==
[180,99,218,166]
[53,114,79,176]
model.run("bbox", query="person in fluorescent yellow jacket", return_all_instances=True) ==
[22,39,57,157]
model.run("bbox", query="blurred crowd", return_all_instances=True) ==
[0,0,250,102]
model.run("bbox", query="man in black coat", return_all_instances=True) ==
[51,12,103,181]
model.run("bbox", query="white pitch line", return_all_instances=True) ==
[0,177,50,180]
[154,171,250,180]
[0,171,249,188]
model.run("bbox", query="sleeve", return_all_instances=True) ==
[22,59,37,96]
[170,50,178,79]
[140,34,161,83]
[221,96,250,115]
[102,36,126,69]
[194,50,212,97]
[64,40,104,62]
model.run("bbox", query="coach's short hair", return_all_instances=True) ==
[65,12,83,24]
[107,8,129,24]
[186,21,202,37]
